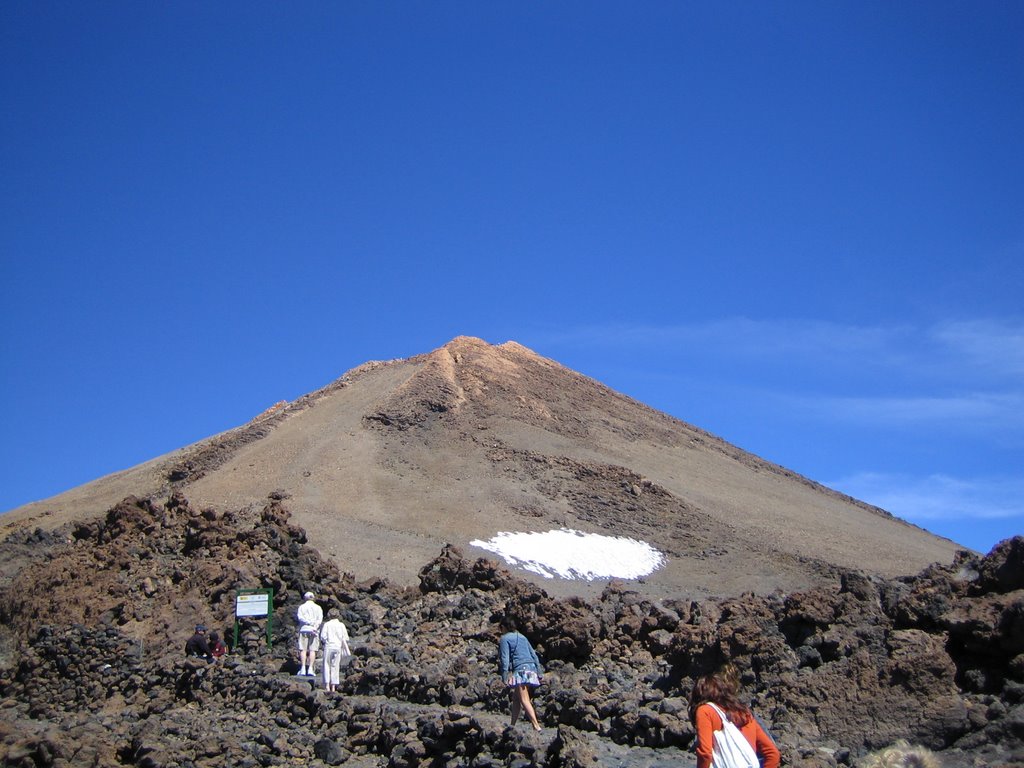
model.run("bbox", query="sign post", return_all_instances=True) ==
[234,588,274,650]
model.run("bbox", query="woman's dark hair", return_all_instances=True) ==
[688,672,751,727]
[499,615,517,633]
[718,662,741,693]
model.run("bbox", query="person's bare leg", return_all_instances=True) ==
[518,686,541,730]
[509,688,521,726]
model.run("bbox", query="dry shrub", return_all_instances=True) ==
[859,740,941,768]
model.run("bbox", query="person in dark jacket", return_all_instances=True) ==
[184,624,213,662]
[497,616,543,731]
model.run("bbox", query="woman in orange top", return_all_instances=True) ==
[688,671,781,768]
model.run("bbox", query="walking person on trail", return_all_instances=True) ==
[319,607,352,693]
[688,669,780,768]
[296,590,323,677]
[497,616,543,732]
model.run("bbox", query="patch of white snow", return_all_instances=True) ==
[469,528,665,581]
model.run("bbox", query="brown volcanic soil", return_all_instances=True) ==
[1,337,963,602]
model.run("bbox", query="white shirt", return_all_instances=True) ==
[320,619,351,654]
[296,599,323,633]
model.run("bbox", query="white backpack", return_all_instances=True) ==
[706,702,760,768]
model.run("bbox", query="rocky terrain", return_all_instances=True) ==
[2,494,1023,767]
[2,337,961,602]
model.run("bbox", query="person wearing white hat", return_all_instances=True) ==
[296,591,323,676]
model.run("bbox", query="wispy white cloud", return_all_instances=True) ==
[534,316,1024,429]
[829,471,1024,523]
[930,319,1024,378]
[538,317,1024,379]
[791,391,1024,431]
[537,318,910,365]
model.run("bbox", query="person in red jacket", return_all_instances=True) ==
[688,670,780,768]
[208,631,228,659]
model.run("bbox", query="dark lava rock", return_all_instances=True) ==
[1,495,1023,766]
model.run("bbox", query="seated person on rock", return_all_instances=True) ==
[185,624,214,662]
[209,631,228,659]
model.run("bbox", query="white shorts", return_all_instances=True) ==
[297,631,320,651]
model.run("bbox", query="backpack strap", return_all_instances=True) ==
[704,700,759,768]
[706,701,732,725]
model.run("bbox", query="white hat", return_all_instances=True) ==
[303,591,315,600]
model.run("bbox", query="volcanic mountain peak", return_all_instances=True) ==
[362,336,582,437]
[3,336,962,601]
[423,336,568,391]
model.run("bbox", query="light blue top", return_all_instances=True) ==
[498,631,542,678]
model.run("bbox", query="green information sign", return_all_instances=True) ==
[233,588,274,649]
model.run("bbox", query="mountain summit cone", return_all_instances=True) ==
[3,336,960,599]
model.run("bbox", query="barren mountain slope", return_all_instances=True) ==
[2,336,961,599]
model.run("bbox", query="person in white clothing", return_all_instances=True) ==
[296,591,323,676]
[319,607,352,692]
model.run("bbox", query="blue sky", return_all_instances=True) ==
[2,3,1021,555]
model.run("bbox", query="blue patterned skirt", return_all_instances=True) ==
[507,669,541,688]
